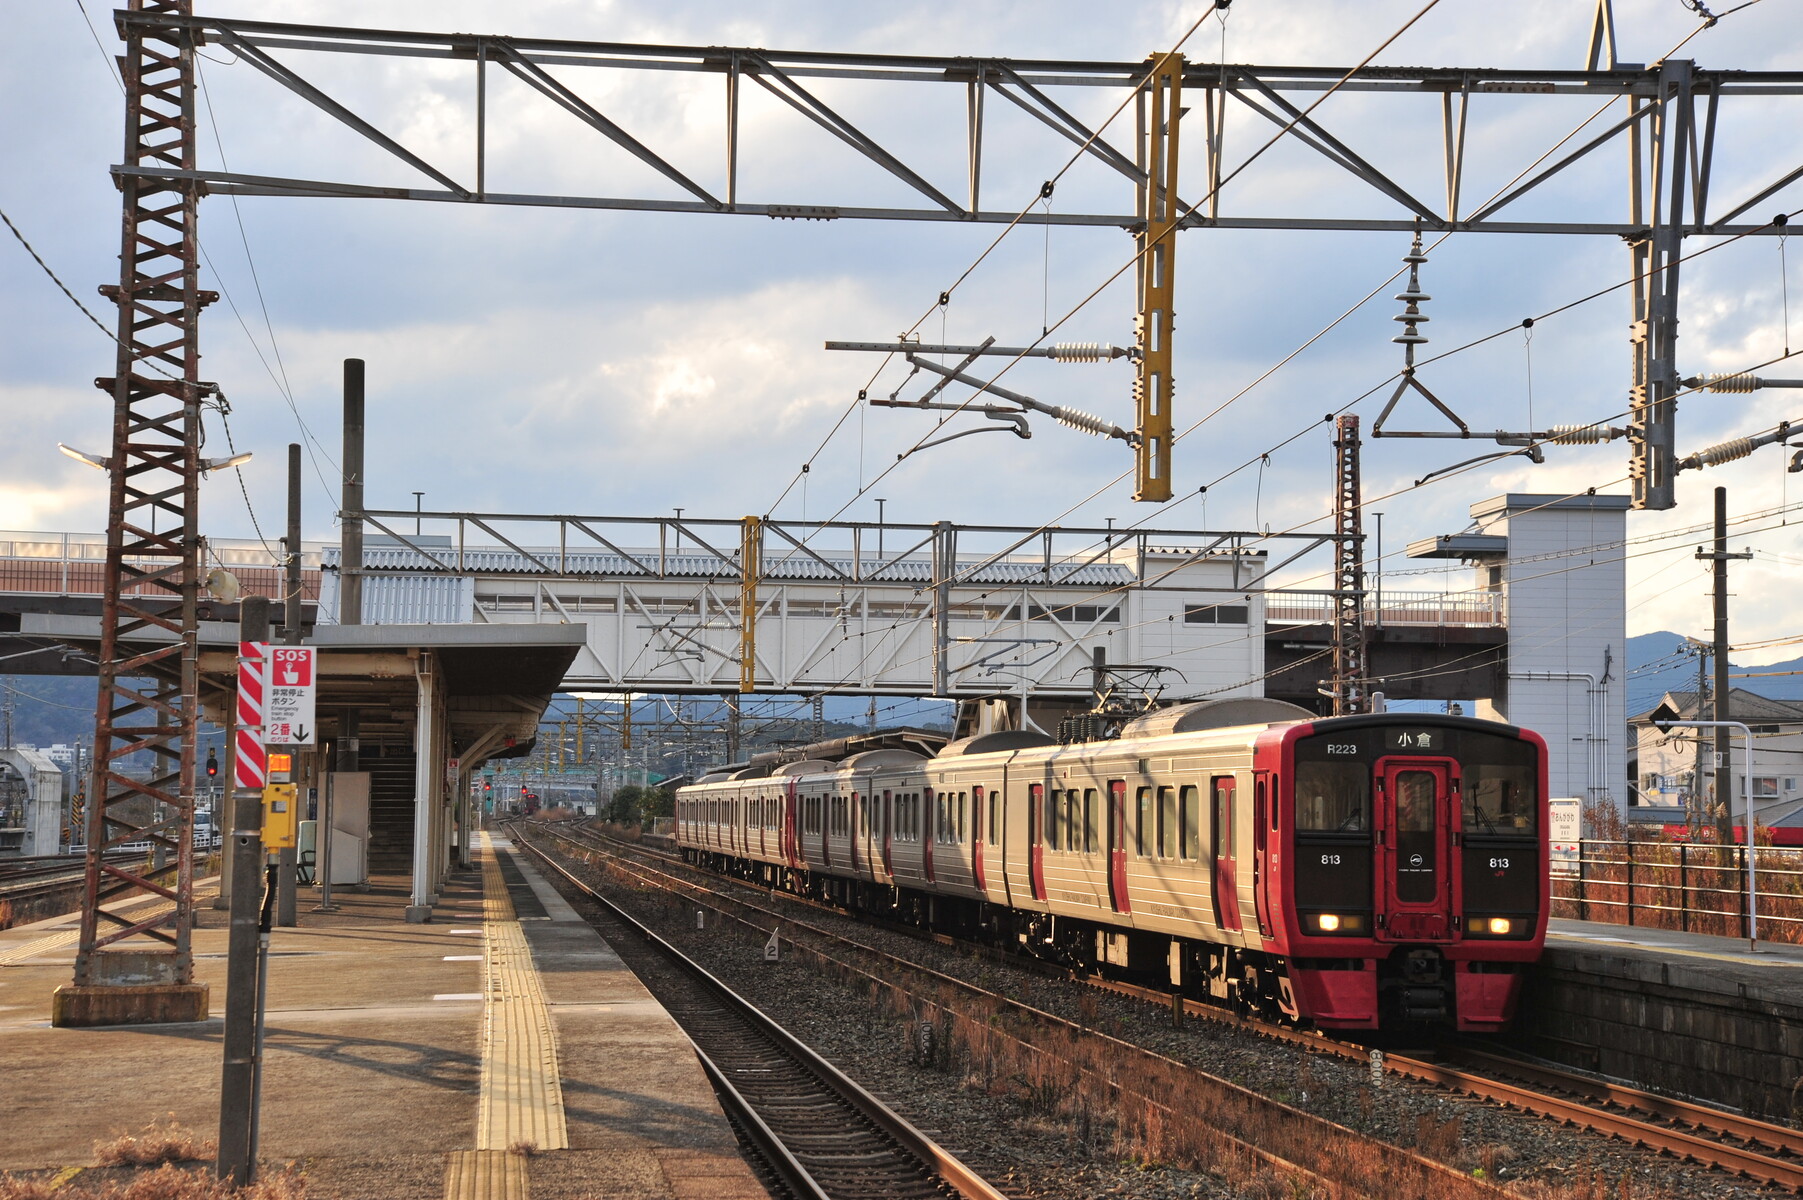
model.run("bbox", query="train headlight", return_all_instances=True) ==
[1487,917,1512,935]
[1318,913,1342,932]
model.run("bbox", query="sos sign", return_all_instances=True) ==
[264,646,317,745]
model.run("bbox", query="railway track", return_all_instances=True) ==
[510,832,1011,1200]
[535,820,1803,1194]
[517,822,1510,1200]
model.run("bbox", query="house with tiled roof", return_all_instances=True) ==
[1629,688,1803,842]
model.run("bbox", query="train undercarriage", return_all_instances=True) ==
[685,848,1509,1036]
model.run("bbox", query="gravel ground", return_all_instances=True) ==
[523,827,1790,1200]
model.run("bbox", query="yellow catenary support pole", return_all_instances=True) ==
[1134,51,1182,503]
[740,515,761,693]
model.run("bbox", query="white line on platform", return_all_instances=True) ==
[444,955,483,961]
[434,993,483,1001]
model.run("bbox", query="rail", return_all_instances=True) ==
[1553,836,1803,942]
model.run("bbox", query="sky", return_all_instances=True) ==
[3,0,1801,677]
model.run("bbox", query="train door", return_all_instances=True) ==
[1375,759,1454,941]
[1210,776,1242,933]
[1252,773,1273,937]
[1027,782,1045,900]
[782,780,800,869]
[922,787,936,883]
[849,791,860,875]
[971,785,987,892]
[1107,780,1130,913]
[881,789,893,876]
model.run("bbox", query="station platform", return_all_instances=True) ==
[0,832,768,1200]
[1515,918,1803,1121]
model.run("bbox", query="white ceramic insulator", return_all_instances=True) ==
[1698,373,1760,393]
[1695,436,1756,467]
[1050,342,1104,363]
[1549,423,1609,444]
[1056,408,1113,437]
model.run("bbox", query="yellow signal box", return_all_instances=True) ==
[262,783,298,850]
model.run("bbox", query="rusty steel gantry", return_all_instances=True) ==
[1330,415,1368,716]
[58,0,211,1024]
[102,5,1803,511]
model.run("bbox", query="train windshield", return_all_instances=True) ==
[1293,760,1369,832]
[1463,758,1537,834]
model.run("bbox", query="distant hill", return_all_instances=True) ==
[1626,631,1803,714]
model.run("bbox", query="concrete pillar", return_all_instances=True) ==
[407,651,436,921]
[5,748,66,857]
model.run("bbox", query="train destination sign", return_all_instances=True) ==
[1384,729,1443,753]
[264,646,317,745]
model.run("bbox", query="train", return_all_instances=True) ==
[673,698,1549,1033]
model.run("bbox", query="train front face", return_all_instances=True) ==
[1272,714,1549,1032]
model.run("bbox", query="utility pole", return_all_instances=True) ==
[340,360,365,627]
[277,444,301,927]
[219,595,269,1185]
[1697,487,1751,845]
[1691,639,1709,837]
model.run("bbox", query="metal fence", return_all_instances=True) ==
[1265,589,1502,627]
[1552,837,1803,942]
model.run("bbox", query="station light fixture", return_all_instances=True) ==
[57,443,112,471]
[200,451,254,475]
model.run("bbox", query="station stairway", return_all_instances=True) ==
[361,746,418,872]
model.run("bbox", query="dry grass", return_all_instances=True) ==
[93,1121,215,1168]
[0,1165,304,1200]
[505,1140,537,1157]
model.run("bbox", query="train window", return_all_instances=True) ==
[1293,760,1370,832]
[1044,788,1061,850]
[1207,780,1230,863]
[1136,787,1152,856]
[1182,785,1202,860]
[1464,761,1537,834]
[958,792,968,843]
[1396,771,1435,832]
[1157,786,1177,858]
[1083,788,1099,853]
[988,791,998,840]
[972,787,984,842]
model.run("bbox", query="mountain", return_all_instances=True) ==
[1626,631,1803,714]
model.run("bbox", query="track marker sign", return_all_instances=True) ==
[265,646,317,745]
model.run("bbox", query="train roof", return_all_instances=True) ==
[1116,698,1316,741]
[936,730,1059,757]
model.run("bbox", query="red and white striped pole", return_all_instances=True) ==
[234,641,268,791]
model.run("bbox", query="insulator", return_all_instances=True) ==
[1694,372,1761,393]
[1402,250,1428,264]
[1392,332,1429,345]
[1394,287,1432,303]
[1055,407,1113,437]
[1049,342,1104,363]
[1392,312,1430,323]
[1693,436,1756,467]
[1548,423,1611,444]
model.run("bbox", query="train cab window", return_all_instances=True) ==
[1464,761,1537,834]
[1181,785,1202,861]
[1294,760,1370,832]
[1157,786,1177,858]
[1083,788,1099,853]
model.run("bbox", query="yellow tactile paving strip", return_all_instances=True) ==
[476,832,569,1154]
[443,1150,528,1200]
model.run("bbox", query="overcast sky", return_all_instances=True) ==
[4,0,1801,673]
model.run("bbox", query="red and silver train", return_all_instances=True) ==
[674,699,1548,1032]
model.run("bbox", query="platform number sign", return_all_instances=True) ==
[264,646,317,745]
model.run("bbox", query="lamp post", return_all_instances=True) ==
[1651,713,1758,950]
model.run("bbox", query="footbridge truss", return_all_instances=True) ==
[317,511,1497,701]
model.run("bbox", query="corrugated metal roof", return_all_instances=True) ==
[322,546,1132,586]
